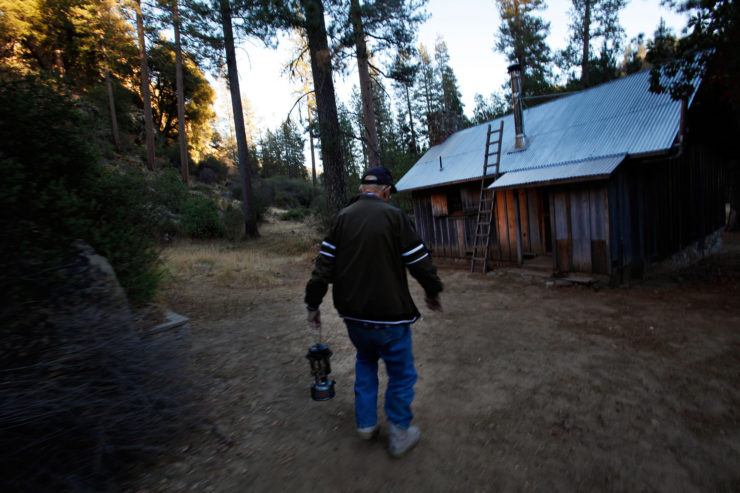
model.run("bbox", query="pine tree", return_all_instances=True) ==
[559,0,627,87]
[495,0,552,97]
[412,43,441,147]
[389,47,420,156]
[180,0,284,237]
[299,0,347,214]
[284,31,319,186]
[472,91,510,124]
[337,101,362,187]
[134,0,157,170]
[416,37,466,145]
[435,38,465,121]
[146,39,215,154]
[342,0,428,169]
[645,19,678,67]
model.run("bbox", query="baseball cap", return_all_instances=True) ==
[361,166,397,193]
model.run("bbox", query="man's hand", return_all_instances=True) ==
[307,308,321,329]
[425,296,443,312]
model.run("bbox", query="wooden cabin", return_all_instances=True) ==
[395,69,728,281]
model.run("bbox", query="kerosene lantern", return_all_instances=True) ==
[306,329,335,401]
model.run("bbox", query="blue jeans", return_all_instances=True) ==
[344,320,418,430]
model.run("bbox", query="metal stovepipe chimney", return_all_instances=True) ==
[508,64,528,150]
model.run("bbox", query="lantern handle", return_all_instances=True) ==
[313,323,322,345]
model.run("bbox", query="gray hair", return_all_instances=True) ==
[358,183,390,194]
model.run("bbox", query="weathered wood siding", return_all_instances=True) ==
[609,145,726,280]
[411,183,480,258]
[547,183,611,274]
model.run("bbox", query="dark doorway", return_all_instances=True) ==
[542,191,553,254]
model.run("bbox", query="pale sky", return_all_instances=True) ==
[218,0,690,146]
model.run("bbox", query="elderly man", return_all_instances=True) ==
[305,166,443,458]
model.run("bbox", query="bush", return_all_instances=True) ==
[88,166,163,303]
[0,73,195,492]
[0,73,162,305]
[266,175,317,209]
[197,155,229,183]
[229,178,271,221]
[222,204,245,241]
[281,207,311,221]
[150,168,188,213]
[197,166,219,184]
[181,194,224,238]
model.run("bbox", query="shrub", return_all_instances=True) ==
[266,175,317,209]
[0,73,194,492]
[282,207,311,221]
[229,178,271,221]
[197,166,219,184]
[229,180,242,200]
[150,168,188,213]
[181,194,224,238]
[0,73,162,305]
[222,204,245,241]
[88,165,163,303]
[197,155,229,182]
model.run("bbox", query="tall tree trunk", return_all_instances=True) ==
[350,0,380,169]
[104,65,121,152]
[404,83,417,155]
[135,0,156,171]
[308,107,317,187]
[580,0,592,88]
[173,0,189,185]
[100,35,121,152]
[220,0,259,237]
[54,48,65,77]
[301,0,347,215]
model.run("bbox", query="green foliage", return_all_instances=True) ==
[181,194,224,238]
[89,165,163,303]
[150,167,189,213]
[557,0,627,88]
[147,38,215,149]
[495,0,553,96]
[281,207,311,221]
[258,119,307,180]
[650,0,739,105]
[222,204,245,241]
[253,180,273,220]
[0,73,162,304]
[197,154,229,183]
[266,175,319,209]
[472,91,510,124]
[0,0,138,86]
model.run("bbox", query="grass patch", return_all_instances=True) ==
[160,212,323,289]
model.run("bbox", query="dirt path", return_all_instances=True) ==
[129,234,740,492]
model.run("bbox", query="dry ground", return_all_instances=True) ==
[127,218,740,492]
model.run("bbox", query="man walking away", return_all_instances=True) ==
[305,166,443,458]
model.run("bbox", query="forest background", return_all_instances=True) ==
[0,0,737,490]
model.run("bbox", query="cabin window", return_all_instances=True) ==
[446,189,463,215]
[431,188,463,217]
[431,192,447,217]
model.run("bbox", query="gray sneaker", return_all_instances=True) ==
[357,424,379,440]
[388,423,420,457]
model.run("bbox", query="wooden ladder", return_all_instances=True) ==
[470,120,504,273]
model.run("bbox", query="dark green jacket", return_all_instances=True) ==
[305,194,443,324]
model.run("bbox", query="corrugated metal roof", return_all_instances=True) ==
[396,69,700,192]
[489,154,626,189]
